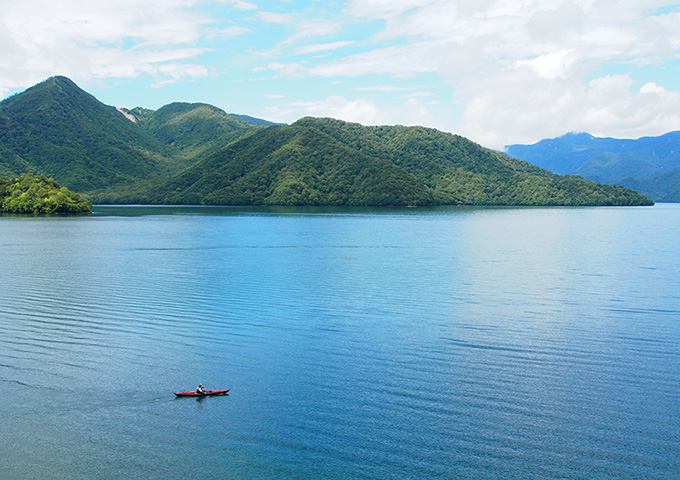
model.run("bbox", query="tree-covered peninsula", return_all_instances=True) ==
[0,174,91,214]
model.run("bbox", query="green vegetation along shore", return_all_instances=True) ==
[0,174,91,214]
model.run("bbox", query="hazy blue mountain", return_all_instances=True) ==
[617,168,680,202]
[506,131,680,201]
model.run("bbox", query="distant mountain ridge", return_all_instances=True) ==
[0,76,653,206]
[506,132,680,202]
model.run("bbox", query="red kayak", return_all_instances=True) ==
[175,389,229,397]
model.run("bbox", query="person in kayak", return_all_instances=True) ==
[196,384,206,394]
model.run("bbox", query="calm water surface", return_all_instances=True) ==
[1,204,679,479]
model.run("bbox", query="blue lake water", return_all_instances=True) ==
[1,204,679,479]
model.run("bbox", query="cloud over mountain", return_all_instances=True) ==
[1,1,680,149]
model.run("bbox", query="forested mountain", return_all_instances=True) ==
[0,76,653,206]
[0,76,258,200]
[0,76,175,192]
[506,132,680,201]
[123,102,255,165]
[150,122,438,206]
[147,117,652,206]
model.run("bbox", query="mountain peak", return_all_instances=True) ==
[30,75,83,96]
[0,75,172,192]
[1,75,93,111]
[45,75,77,86]
[563,131,595,140]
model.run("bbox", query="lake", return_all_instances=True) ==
[1,204,679,479]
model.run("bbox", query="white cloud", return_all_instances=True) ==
[0,0,220,90]
[286,95,385,124]
[344,0,430,19]
[352,85,412,92]
[252,15,343,58]
[294,41,355,55]
[150,64,210,88]
[279,19,343,50]
[231,1,258,10]
[3,0,680,148]
[266,62,308,79]
[640,81,666,94]
[309,42,441,77]
[258,11,294,24]
[460,70,680,149]
[581,76,680,137]
[516,49,577,80]
[306,0,680,146]
[403,91,434,98]
[210,26,251,38]
[262,93,442,131]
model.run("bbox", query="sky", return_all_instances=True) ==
[1,0,680,150]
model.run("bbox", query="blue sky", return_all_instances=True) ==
[1,0,680,149]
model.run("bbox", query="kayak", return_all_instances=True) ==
[175,389,230,397]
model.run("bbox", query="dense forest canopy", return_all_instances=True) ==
[0,76,655,207]
[144,118,652,207]
[0,173,92,214]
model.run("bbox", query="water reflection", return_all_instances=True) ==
[1,204,678,480]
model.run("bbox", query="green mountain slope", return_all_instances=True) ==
[0,76,176,192]
[289,118,651,206]
[151,118,652,206]
[126,102,255,165]
[154,124,437,206]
